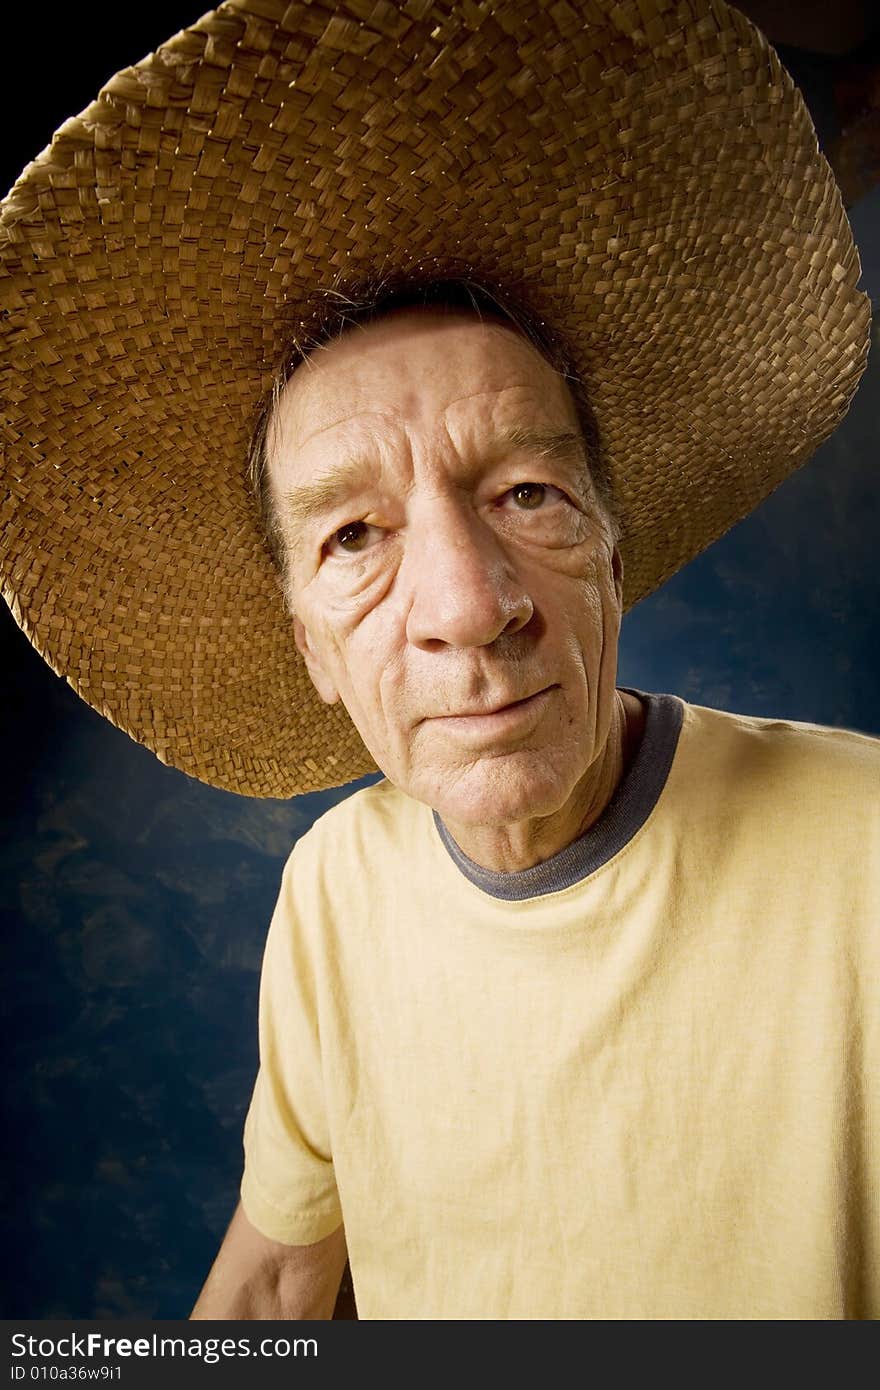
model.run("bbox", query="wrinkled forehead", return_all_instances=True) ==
[269,307,579,461]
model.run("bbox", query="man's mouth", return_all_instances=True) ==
[452,688,551,717]
[423,685,557,734]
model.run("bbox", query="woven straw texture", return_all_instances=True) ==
[0,0,871,796]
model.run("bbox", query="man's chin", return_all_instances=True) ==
[420,758,576,834]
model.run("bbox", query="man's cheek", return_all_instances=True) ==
[312,549,400,628]
[533,534,613,582]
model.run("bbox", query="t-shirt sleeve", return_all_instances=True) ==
[240,846,343,1244]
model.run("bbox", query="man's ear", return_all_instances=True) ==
[292,615,340,705]
[611,544,624,610]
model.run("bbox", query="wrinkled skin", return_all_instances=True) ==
[268,309,643,871]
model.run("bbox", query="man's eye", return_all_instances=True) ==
[504,482,567,511]
[510,482,547,510]
[324,520,381,557]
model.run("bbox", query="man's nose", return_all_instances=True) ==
[403,501,534,649]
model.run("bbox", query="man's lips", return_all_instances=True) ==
[421,685,557,727]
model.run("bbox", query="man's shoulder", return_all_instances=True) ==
[683,698,879,762]
[287,777,423,873]
[679,698,880,814]
[272,780,433,942]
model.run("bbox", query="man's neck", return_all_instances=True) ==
[440,688,647,874]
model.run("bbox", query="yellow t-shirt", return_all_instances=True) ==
[240,693,879,1319]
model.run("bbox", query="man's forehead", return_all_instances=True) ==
[271,307,576,455]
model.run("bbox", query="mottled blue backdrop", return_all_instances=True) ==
[2,5,878,1318]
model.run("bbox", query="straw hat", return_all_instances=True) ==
[0,0,871,797]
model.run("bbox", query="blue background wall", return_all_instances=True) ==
[2,4,878,1317]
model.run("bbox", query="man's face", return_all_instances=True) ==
[268,308,624,830]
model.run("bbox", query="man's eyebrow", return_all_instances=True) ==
[277,459,375,540]
[276,427,590,541]
[500,426,587,465]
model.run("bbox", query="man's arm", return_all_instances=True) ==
[190,1200,347,1319]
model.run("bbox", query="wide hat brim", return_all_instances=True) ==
[0,0,871,797]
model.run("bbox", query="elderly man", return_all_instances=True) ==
[1,0,877,1320]
[185,278,879,1321]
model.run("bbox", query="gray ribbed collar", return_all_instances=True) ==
[432,689,683,900]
